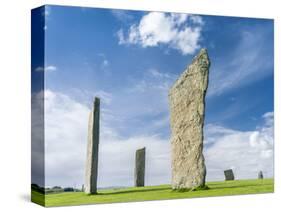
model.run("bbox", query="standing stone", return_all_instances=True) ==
[169,49,210,190]
[85,97,100,194]
[224,169,235,181]
[134,147,146,187]
[258,171,264,179]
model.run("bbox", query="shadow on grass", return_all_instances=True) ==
[97,187,170,195]
[209,183,266,190]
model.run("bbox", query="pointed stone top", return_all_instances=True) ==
[198,48,208,56]
[169,48,210,95]
[94,97,100,104]
[137,147,146,152]
[94,97,100,102]
[194,48,209,62]
[188,48,210,73]
[93,97,100,109]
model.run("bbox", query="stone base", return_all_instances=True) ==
[172,185,209,192]
[86,192,98,195]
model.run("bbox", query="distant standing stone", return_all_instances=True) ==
[135,147,146,187]
[258,171,264,179]
[169,49,210,190]
[85,97,100,194]
[224,169,235,181]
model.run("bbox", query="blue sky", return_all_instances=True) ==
[32,5,274,188]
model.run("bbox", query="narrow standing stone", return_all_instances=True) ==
[169,49,210,190]
[85,97,100,194]
[134,147,146,187]
[258,171,264,179]
[224,169,235,181]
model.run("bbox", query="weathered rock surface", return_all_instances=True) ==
[224,169,235,181]
[85,97,100,194]
[134,147,146,187]
[169,48,210,190]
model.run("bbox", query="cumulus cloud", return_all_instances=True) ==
[117,12,204,55]
[44,90,90,188]
[38,89,273,188]
[43,90,170,188]
[204,112,274,181]
[31,91,45,186]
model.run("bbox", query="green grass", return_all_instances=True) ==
[32,179,274,207]
[31,189,45,206]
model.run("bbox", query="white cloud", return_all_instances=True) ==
[98,135,170,187]
[31,91,45,186]
[42,6,51,30]
[117,29,126,44]
[207,28,273,96]
[117,12,203,55]
[35,65,57,72]
[43,90,170,188]
[97,53,110,71]
[262,111,274,127]
[44,5,51,17]
[204,112,274,181]
[111,10,133,22]
[44,90,90,188]
[35,67,44,72]
[40,89,273,188]
[190,15,204,25]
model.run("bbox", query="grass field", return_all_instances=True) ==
[32,179,274,207]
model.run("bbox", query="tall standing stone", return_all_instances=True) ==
[134,147,146,187]
[85,97,100,194]
[169,49,210,190]
[258,171,264,179]
[224,169,235,181]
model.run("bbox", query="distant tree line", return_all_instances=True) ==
[31,184,81,194]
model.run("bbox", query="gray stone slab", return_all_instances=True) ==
[134,147,145,187]
[224,169,235,181]
[169,49,210,190]
[85,97,100,194]
[258,171,264,179]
